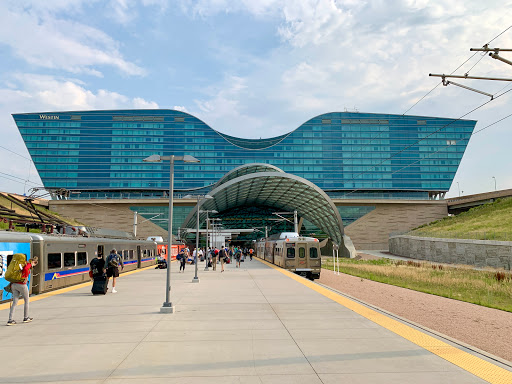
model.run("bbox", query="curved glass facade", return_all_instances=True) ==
[13,109,476,200]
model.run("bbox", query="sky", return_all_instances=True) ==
[0,0,511,199]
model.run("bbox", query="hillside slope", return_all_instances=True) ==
[410,197,512,240]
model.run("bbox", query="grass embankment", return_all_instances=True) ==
[322,257,512,312]
[410,197,512,241]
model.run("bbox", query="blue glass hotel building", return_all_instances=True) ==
[13,110,475,239]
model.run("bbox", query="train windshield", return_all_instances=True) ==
[286,247,295,258]
[310,247,318,258]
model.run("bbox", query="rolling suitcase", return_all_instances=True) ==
[92,275,108,295]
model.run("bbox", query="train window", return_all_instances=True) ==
[286,248,295,258]
[48,253,62,269]
[310,247,318,259]
[64,252,76,267]
[77,252,87,265]
[129,250,134,259]
[123,250,129,260]
[299,247,306,258]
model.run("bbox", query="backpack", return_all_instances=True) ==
[108,254,119,268]
[5,253,27,283]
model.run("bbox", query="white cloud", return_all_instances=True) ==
[0,1,146,76]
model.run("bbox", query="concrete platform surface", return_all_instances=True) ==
[0,258,509,383]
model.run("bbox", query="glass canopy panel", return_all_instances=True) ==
[183,171,345,246]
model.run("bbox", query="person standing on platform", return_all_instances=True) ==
[235,247,241,268]
[7,256,38,326]
[249,248,253,260]
[180,247,188,272]
[211,247,218,271]
[219,246,226,272]
[106,249,124,293]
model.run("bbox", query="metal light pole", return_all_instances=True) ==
[201,210,217,271]
[184,195,214,283]
[143,154,200,314]
[492,176,497,191]
[457,182,461,197]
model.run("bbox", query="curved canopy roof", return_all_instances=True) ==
[183,170,345,246]
[214,163,283,188]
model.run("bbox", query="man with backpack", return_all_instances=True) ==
[105,249,124,293]
[6,255,38,326]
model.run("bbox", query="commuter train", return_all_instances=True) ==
[0,231,161,302]
[256,232,322,280]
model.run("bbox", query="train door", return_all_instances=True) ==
[308,244,321,279]
[97,245,104,259]
[137,246,141,268]
[297,242,308,275]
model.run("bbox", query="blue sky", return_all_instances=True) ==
[1,0,511,198]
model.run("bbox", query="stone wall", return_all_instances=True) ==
[389,235,512,270]
[342,201,448,250]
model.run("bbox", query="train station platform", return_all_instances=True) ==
[1,258,511,384]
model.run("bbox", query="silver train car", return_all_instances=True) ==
[256,232,321,280]
[0,231,157,301]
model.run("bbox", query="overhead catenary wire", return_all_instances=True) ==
[402,24,512,115]
[340,106,512,198]
[341,87,512,195]
[0,171,43,187]
[0,145,32,161]
[347,89,512,187]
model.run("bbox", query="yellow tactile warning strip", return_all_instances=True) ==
[0,263,159,311]
[255,257,512,384]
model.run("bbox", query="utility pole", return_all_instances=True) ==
[133,211,137,237]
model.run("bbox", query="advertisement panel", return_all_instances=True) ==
[0,241,31,301]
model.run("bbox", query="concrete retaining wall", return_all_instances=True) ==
[389,235,512,270]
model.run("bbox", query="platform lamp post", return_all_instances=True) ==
[492,176,497,191]
[211,218,222,249]
[183,194,214,283]
[143,154,200,314]
[201,210,218,271]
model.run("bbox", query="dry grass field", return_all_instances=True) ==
[322,257,512,312]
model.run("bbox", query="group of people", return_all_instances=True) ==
[5,249,124,326]
[205,245,254,271]
[174,245,254,273]
[89,249,124,293]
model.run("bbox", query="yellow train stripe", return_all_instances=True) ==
[255,257,512,384]
[0,264,158,311]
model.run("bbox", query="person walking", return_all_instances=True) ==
[211,247,218,271]
[235,247,241,268]
[180,247,188,272]
[219,246,226,272]
[249,248,253,261]
[105,249,124,293]
[7,256,38,325]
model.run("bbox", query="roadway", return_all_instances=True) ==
[0,257,510,383]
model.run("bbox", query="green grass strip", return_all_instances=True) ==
[322,258,512,312]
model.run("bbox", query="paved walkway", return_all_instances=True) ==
[0,258,510,383]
